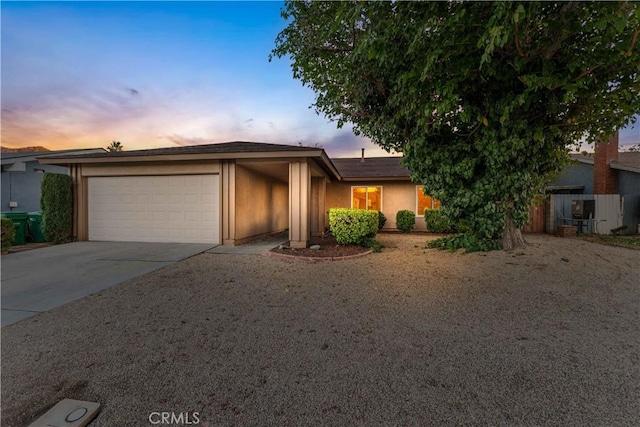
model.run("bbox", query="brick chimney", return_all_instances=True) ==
[593,131,619,194]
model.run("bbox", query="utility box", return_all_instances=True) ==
[571,199,595,220]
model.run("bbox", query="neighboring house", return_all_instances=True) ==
[41,142,442,247]
[1,149,105,212]
[546,133,640,234]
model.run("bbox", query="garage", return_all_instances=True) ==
[88,175,219,244]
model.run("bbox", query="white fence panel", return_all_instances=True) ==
[594,194,623,234]
[550,194,623,235]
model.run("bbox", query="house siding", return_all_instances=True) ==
[1,162,69,212]
[552,163,594,193]
[234,164,288,242]
[618,170,640,233]
[326,181,427,231]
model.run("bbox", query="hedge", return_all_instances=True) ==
[1,217,15,250]
[328,208,378,245]
[41,173,73,244]
[396,210,415,233]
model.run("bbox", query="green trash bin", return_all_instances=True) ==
[0,212,29,246]
[27,211,45,243]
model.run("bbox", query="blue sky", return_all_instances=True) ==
[1,1,638,156]
[1,1,385,157]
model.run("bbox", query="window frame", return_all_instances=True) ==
[416,185,439,216]
[350,185,383,211]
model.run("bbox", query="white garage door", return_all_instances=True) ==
[88,175,219,244]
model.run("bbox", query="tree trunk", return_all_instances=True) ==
[502,208,527,251]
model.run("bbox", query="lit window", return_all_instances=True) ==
[351,186,382,210]
[416,186,440,215]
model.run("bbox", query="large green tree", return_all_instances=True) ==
[272,1,639,249]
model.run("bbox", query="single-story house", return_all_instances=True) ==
[40,142,437,247]
[1,148,105,212]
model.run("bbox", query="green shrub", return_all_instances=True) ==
[396,210,415,233]
[362,236,384,253]
[424,209,453,233]
[1,217,15,250]
[41,173,73,244]
[329,208,378,245]
[377,211,387,230]
[426,233,501,253]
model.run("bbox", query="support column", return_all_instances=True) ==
[289,161,311,248]
[310,176,327,236]
[221,160,236,245]
[73,165,89,241]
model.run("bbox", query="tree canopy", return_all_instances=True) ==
[272,1,639,250]
[106,141,123,152]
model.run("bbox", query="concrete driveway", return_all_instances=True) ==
[1,241,215,327]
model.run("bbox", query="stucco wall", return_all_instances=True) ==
[235,165,288,240]
[326,181,427,231]
[1,162,69,212]
[618,170,640,234]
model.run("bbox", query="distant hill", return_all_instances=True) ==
[0,146,50,153]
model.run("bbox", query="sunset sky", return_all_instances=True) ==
[1,1,638,157]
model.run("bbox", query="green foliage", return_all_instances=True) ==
[1,217,15,250]
[362,236,384,253]
[328,208,378,245]
[424,209,453,233]
[273,1,639,250]
[427,234,502,253]
[40,173,73,244]
[377,211,387,230]
[396,210,415,233]
[106,141,123,152]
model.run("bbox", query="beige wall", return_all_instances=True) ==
[234,164,288,241]
[326,181,427,231]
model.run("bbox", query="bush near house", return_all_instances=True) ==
[41,173,73,244]
[424,209,453,233]
[396,210,415,233]
[1,217,15,251]
[329,208,378,245]
[377,211,387,230]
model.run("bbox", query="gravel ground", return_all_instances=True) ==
[2,234,639,426]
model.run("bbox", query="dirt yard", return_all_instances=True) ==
[2,233,639,426]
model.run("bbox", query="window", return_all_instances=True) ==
[416,186,440,216]
[351,186,382,211]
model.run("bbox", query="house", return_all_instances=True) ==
[1,148,105,212]
[547,133,640,234]
[40,142,436,247]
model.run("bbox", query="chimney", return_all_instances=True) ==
[361,148,365,162]
[593,131,619,194]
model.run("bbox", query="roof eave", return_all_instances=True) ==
[38,149,326,165]
[610,162,640,174]
[339,176,412,182]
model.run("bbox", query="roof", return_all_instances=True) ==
[39,141,341,180]
[1,148,106,165]
[612,152,640,173]
[570,152,640,173]
[331,157,411,181]
[43,142,320,160]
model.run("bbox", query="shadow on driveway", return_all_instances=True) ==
[1,241,215,327]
